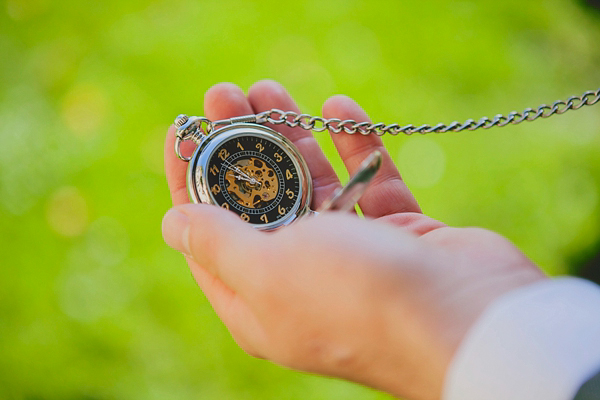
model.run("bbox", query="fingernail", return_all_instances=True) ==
[162,208,191,255]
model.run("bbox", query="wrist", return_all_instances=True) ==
[377,246,546,400]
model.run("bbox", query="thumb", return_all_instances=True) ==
[162,203,264,293]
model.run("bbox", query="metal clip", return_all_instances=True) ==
[173,115,213,162]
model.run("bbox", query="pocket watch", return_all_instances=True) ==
[174,115,313,230]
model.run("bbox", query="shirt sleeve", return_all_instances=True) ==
[442,277,600,400]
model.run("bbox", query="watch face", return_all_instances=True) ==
[188,124,311,230]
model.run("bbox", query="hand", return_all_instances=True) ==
[162,80,547,400]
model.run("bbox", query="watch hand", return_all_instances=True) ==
[223,161,252,180]
[233,167,250,179]
[235,174,255,183]
[221,159,264,188]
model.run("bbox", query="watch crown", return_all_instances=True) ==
[174,114,189,128]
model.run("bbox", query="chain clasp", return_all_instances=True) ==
[173,115,213,161]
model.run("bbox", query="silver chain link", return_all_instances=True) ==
[253,88,600,136]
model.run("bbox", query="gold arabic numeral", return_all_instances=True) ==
[278,205,286,215]
[221,203,229,210]
[286,189,294,199]
[256,143,264,152]
[240,213,250,222]
[236,141,244,151]
[286,169,293,180]
[260,214,268,224]
[210,165,219,176]
[218,149,230,161]
[211,184,221,195]
[274,152,282,162]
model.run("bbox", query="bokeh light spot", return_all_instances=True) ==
[46,186,89,237]
[6,0,49,21]
[61,84,109,138]
[396,137,446,189]
[30,38,80,90]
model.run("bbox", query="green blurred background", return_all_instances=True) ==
[1,0,600,399]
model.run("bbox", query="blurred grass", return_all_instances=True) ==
[1,0,599,399]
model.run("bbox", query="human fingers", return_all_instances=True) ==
[204,82,254,121]
[164,83,254,206]
[248,80,341,209]
[322,95,421,217]
[162,203,269,297]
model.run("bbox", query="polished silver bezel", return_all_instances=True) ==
[186,123,312,231]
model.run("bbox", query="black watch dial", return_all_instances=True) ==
[205,134,301,225]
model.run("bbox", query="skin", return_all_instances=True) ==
[162,80,547,400]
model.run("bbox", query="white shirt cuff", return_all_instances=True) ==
[443,277,600,400]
